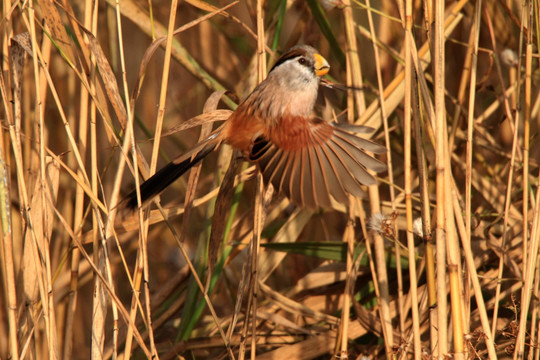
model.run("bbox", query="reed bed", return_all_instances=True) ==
[1,0,539,359]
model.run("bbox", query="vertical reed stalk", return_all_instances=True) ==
[433,0,449,356]
[403,0,421,356]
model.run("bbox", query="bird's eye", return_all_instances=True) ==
[298,58,307,65]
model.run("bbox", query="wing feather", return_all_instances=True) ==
[249,116,386,208]
[334,128,387,153]
[321,144,365,197]
[290,151,303,205]
[300,149,317,208]
[268,149,288,186]
[279,153,295,199]
[333,123,375,134]
[313,145,348,204]
[331,139,377,185]
[259,147,281,184]
[307,146,332,208]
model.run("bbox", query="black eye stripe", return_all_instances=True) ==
[270,48,308,72]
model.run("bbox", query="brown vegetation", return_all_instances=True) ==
[1,0,539,359]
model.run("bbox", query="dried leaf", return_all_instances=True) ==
[36,0,76,64]
[208,155,241,274]
[20,157,60,302]
[162,110,232,138]
[184,0,221,13]
[84,31,128,126]
[9,34,28,132]
[203,90,227,113]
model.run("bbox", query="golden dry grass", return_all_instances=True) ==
[1,0,540,359]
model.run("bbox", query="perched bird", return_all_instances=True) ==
[124,45,386,209]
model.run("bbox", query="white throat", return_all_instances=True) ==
[252,60,320,119]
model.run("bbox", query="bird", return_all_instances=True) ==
[123,45,387,210]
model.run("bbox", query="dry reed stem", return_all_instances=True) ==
[100,0,135,357]
[515,176,540,359]
[484,5,523,345]
[62,0,93,355]
[344,0,393,354]
[522,13,533,298]
[141,1,179,357]
[335,210,355,357]
[236,6,267,359]
[366,0,405,356]
[247,3,266,357]
[451,178,498,359]
[464,0,482,337]
[403,0,421,357]
[342,0,366,118]
[459,0,498,358]
[407,23,438,355]
[50,202,152,357]
[524,13,534,357]
[358,2,466,131]
[433,0,449,356]
[27,3,59,358]
[0,31,20,359]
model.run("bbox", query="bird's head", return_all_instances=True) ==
[244,45,329,120]
[268,45,330,90]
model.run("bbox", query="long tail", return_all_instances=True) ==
[123,139,219,209]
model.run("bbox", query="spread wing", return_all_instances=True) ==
[249,117,386,208]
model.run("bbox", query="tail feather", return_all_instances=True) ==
[124,141,218,209]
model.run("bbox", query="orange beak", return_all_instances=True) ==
[314,53,330,77]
